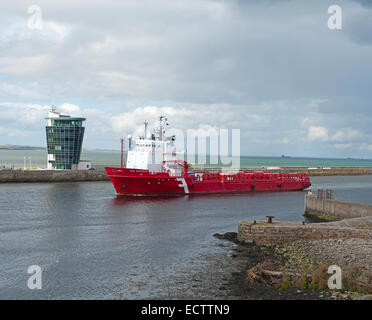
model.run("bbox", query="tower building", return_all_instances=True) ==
[46,107,89,170]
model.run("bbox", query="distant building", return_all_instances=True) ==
[46,107,91,170]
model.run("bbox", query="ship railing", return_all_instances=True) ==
[188,170,308,183]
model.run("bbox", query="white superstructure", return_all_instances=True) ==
[126,116,182,173]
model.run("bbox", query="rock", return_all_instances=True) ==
[213,232,237,242]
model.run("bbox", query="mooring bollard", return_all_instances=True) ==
[317,189,324,198]
[325,189,333,199]
[266,216,275,223]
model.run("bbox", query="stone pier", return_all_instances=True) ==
[305,194,372,220]
[237,193,372,246]
[237,220,372,246]
[0,169,110,183]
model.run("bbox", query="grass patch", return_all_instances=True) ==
[304,210,339,222]
[275,243,372,294]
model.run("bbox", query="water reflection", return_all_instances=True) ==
[110,194,186,206]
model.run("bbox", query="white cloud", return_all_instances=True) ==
[111,105,217,134]
[357,144,372,151]
[60,103,80,114]
[331,129,364,142]
[0,102,83,126]
[0,55,54,75]
[42,21,71,42]
[334,143,353,150]
[0,82,45,100]
[307,126,329,141]
[1,98,372,157]
[0,102,49,124]
[251,136,290,145]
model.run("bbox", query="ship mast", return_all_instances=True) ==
[144,121,148,138]
[156,116,168,141]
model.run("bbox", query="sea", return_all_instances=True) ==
[1,175,372,299]
[2,149,372,169]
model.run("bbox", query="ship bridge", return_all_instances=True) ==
[126,117,181,172]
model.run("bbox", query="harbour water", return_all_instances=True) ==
[1,175,372,299]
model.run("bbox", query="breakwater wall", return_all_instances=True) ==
[305,194,372,220]
[295,167,372,176]
[237,220,371,246]
[0,169,110,183]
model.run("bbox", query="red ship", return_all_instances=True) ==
[105,117,311,195]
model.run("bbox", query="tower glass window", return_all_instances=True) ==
[46,109,86,170]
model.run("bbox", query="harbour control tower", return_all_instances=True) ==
[46,106,90,170]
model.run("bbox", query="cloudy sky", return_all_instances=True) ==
[0,0,371,157]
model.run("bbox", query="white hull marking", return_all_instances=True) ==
[176,178,189,194]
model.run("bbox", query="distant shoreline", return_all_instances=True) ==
[3,148,372,171]
[0,147,45,151]
[1,145,372,161]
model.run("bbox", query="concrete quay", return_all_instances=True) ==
[0,169,110,183]
[237,219,372,246]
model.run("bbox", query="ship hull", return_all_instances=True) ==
[105,167,311,195]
